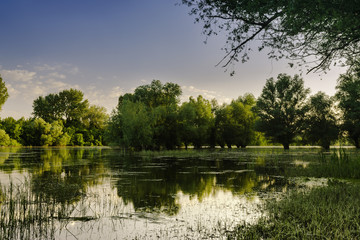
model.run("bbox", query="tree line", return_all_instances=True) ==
[0,86,108,147]
[0,66,359,149]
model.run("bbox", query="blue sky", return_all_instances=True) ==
[0,0,347,119]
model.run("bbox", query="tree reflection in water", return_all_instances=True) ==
[0,147,321,239]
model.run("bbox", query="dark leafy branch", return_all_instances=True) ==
[181,0,360,73]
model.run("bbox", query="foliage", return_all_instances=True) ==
[32,89,107,146]
[0,129,19,146]
[83,105,108,129]
[304,92,339,149]
[336,67,360,148]
[215,94,257,148]
[33,88,89,126]
[152,104,180,149]
[131,80,182,108]
[179,95,214,148]
[256,74,310,149]
[0,117,23,143]
[104,110,123,146]
[120,100,153,150]
[107,80,182,149]
[0,75,9,112]
[32,93,62,122]
[182,0,360,73]
[73,133,85,146]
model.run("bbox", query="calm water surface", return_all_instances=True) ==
[0,147,334,239]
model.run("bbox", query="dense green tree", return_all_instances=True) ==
[152,104,180,149]
[58,89,89,126]
[0,129,11,146]
[107,80,182,149]
[179,99,200,149]
[105,110,123,146]
[214,94,256,148]
[0,75,9,112]
[120,100,153,150]
[82,105,109,145]
[256,74,310,149]
[33,89,89,126]
[83,105,108,130]
[0,117,23,143]
[304,92,339,149]
[20,118,70,146]
[0,129,18,146]
[32,93,61,122]
[21,118,42,146]
[179,95,213,148]
[32,89,108,146]
[214,104,232,148]
[138,80,182,149]
[182,0,360,72]
[132,80,182,108]
[73,133,85,146]
[336,67,360,148]
[230,95,257,148]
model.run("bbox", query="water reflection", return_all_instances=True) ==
[0,148,312,211]
[0,147,342,239]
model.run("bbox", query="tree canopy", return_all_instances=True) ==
[214,94,257,148]
[182,0,360,73]
[31,89,107,146]
[256,74,310,149]
[336,67,360,148]
[33,89,89,125]
[304,92,339,149]
[108,80,183,150]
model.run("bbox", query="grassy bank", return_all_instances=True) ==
[284,149,360,179]
[231,181,360,239]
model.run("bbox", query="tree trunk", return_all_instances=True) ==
[283,143,290,150]
[355,138,360,149]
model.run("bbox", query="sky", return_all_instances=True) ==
[0,0,348,119]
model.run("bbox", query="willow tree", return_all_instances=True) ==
[256,74,309,149]
[182,0,360,73]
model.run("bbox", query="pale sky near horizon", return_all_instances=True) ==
[0,0,348,119]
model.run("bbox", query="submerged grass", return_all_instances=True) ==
[0,180,57,240]
[232,181,360,239]
[0,179,81,240]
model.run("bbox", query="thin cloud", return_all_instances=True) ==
[181,85,231,104]
[1,69,36,83]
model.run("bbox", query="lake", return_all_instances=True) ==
[0,147,348,239]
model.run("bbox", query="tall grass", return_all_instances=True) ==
[0,180,71,240]
[287,148,360,179]
[231,181,360,239]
